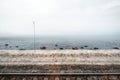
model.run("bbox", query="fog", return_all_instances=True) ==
[0,0,120,37]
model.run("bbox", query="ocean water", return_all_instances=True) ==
[0,36,120,50]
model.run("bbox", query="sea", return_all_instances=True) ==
[0,36,120,50]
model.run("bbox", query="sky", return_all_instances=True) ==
[0,0,120,37]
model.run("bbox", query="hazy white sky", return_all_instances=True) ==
[0,0,120,36]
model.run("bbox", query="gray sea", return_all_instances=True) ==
[0,36,120,50]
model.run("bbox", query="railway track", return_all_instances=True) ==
[0,73,120,80]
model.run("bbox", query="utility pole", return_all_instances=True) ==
[33,21,36,53]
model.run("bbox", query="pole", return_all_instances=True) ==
[33,21,36,53]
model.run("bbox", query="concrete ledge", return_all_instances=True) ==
[0,50,120,73]
[0,50,120,65]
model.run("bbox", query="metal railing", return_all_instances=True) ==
[0,73,120,76]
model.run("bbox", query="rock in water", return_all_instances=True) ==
[16,46,19,48]
[72,47,78,50]
[84,45,88,47]
[55,44,58,47]
[5,44,9,46]
[19,49,26,50]
[80,47,84,49]
[94,47,99,50]
[113,47,119,49]
[59,48,63,50]
[40,46,46,50]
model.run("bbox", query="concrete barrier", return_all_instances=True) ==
[0,50,120,79]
